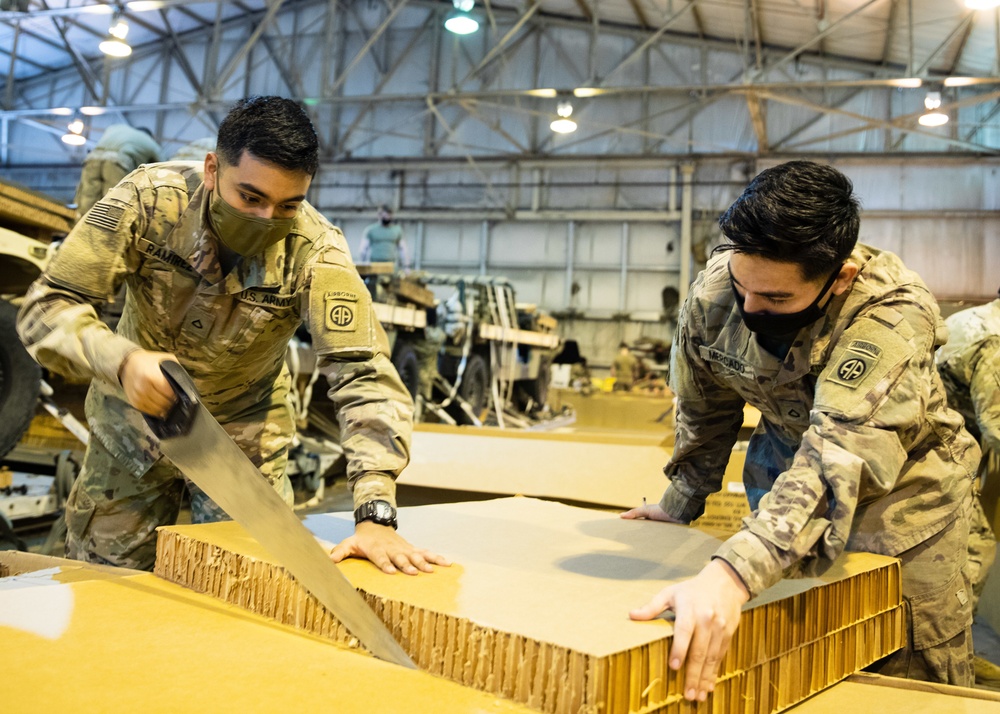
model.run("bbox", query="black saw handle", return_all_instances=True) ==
[142,361,201,440]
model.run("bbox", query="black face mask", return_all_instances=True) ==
[730,263,842,339]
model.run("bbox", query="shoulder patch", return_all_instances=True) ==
[308,263,374,359]
[814,315,914,420]
[84,198,128,231]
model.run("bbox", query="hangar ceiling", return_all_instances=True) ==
[1,0,998,166]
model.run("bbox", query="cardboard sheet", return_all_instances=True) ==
[1,565,532,713]
[156,497,903,713]
[789,673,1000,712]
[402,429,748,514]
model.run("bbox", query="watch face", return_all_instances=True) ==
[374,501,392,519]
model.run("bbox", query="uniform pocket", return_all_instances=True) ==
[65,487,97,542]
[908,567,972,650]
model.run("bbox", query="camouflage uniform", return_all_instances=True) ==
[74,124,162,217]
[611,351,638,391]
[661,245,980,686]
[937,298,1000,608]
[18,162,413,571]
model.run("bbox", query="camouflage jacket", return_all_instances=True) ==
[86,123,162,172]
[936,298,1000,456]
[661,244,980,598]
[17,162,412,509]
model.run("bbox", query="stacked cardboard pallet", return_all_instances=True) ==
[155,497,903,714]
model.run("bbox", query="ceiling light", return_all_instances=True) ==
[550,101,577,134]
[444,0,479,35]
[918,91,948,127]
[51,107,73,116]
[573,87,602,98]
[526,88,557,98]
[966,1,1000,9]
[80,106,107,116]
[62,118,86,146]
[888,77,922,88]
[944,77,977,87]
[99,15,132,57]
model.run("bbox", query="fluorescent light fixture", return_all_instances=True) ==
[966,0,1000,9]
[573,87,602,97]
[526,88,558,98]
[944,76,977,87]
[51,107,73,116]
[918,91,948,127]
[127,1,163,10]
[444,0,478,35]
[550,101,577,134]
[80,106,106,116]
[100,17,132,57]
[888,77,922,88]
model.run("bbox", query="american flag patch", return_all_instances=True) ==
[85,200,126,231]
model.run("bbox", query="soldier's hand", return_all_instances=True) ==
[620,502,684,523]
[119,350,180,418]
[629,559,749,703]
[329,521,452,575]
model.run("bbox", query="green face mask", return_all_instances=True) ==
[208,190,296,257]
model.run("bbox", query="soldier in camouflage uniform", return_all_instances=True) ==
[623,161,980,701]
[936,292,1000,684]
[18,97,448,576]
[74,124,162,218]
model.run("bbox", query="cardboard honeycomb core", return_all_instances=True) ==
[154,497,903,714]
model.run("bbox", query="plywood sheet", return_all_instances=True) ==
[156,498,903,713]
[1,567,532,714]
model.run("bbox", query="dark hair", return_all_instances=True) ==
[715,161,860,281]
[216,96,319,176]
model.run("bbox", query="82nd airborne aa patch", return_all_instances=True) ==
[325,291,358,332]
[829,339,882,388]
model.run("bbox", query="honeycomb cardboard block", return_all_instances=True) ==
[155,497,903,714]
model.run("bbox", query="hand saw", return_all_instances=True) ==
[145,360,415,668]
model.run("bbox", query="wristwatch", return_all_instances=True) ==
[353,499,398,530]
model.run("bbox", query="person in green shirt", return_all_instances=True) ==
[359,206,409,269]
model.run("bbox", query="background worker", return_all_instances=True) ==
[622,161,980,700]
[359,205,409,269]
[936,290,1000,685]
[18,96,446,576]
[74,123,162,218]
[610,343,638,391]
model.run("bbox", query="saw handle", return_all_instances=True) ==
[143,361,201,440]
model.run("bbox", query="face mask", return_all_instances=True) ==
[208,191,296,257]
[730,263,842,339]
[380,217,392,226]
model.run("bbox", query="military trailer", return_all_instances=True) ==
[426,274,561,427]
